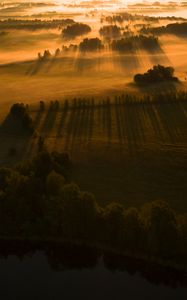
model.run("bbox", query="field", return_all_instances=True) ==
[0,1,187,213]
[1,97,187,212]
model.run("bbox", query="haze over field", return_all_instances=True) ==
[0,0,187,108]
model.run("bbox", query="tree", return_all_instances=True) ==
[134,65,178,85]
[62,23,91,39]
[103,202,124,246]
[147,200,181,258]
[46,171,65,195]
[79,38,104,52]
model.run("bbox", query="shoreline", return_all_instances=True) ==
[0,236,186,278]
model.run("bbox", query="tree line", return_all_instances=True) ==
[0,18,75,31]
[140,22,187,37]
[0,149,186,269]
[37,34,160,59]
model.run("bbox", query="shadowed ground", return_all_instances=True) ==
[1,98,187,211]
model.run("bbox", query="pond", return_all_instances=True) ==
[0,242,187,300]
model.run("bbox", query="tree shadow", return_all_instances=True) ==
[112,52,140,73]
[134,81,180,94]
[145,42,171,66]
[40,102,59,137]
[101,98,112,145]
[154,99,187,144]
[114,96,146,153]
[26,59,50,76]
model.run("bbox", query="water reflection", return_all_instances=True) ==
[0,241,187,299]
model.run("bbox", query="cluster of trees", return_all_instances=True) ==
[38,49,52,61]
[62,23,91,39]
[140,22,187,36]
[79,38,104,52]
[0,150,186,268]
[38,44,79,60]
[99,25,121,38]
[111,37,134,52]
[101,13,151,24]
[36,33,159,58]
[0,19,75,31]
[1,103,34,136]
[134,65,179,85]
[37,38,104,59]
[138,35,160,51]
[111,35,160,52]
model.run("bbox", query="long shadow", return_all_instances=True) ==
[40,102,59,137]
[87,98,95,142]
[32,107,45,130]
[144,40,171,65]
[144,101,164,142]
[114,97,125,146]
[102,98,112,144]
[74,55,95,74]
[79,99,94,143]
[26,59,50,76]
[56,100,69,138]
[64,99,79,151]
[69,99,84,151]
[71,98,97,149]
[114,96,146,152]
[113,52,140,73]
[154,99,187,144]
[136,81,178,94]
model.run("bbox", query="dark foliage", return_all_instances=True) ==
[79,38,104,52]
[0,19,75,30]
[99,25,121,38]
[1,103,34,135]
[140,22,187,37]
[0,151,186,267]
[62,23,91,39]
[101,13,186,24]
[134,65,179,85]
[111,35,160,52]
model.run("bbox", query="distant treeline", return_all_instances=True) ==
[0,18,75,30]
[101,13,186,24]
[38,37,104,58]
[0,149,186,269]
[141,22,187,36]
[38,34,161,58]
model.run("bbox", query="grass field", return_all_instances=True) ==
[1,97,187,212]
